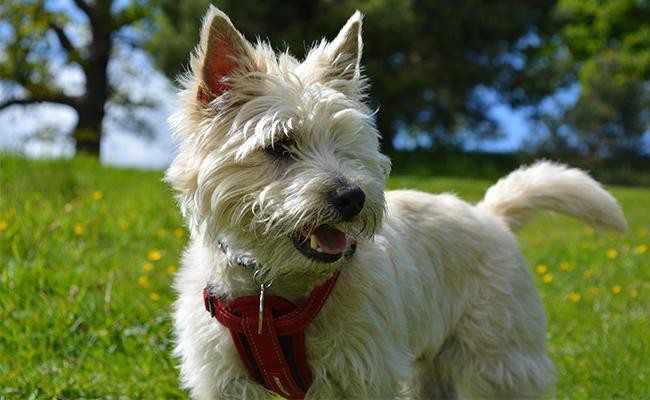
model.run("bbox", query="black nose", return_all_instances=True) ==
[330,186,365,219]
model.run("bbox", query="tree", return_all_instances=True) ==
[530,0,650,157]
[147,0,558,151]
[0,0,150,155]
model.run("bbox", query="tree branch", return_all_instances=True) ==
[50,23,74,53]
[111,5,149,32]
[0,95,78,112]
[70,0,93,20]
[49,23,83,64]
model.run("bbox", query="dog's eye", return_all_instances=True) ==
[265,139,295,160]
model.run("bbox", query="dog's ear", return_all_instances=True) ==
[325,11,364,81]
[197,6,253,103]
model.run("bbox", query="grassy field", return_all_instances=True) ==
[1,154,648,398]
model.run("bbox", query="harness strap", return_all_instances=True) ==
[203,270,340,399]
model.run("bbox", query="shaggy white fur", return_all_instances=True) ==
[166,6,626,399]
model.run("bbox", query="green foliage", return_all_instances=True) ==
[1,155,649,397]
[534,0,650,157]
[0,1,64,96]
[567,50,649,157]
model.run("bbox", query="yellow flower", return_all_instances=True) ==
[560,261,573,271]
[536,264,548,275]
[149,292,161,302]
[119,220,129,230]
[611,285,622,295]
[630,288,639,298]
[143,262,154,272]
[148,249,162,261]
[137,275,150,289]
[166,265,177,274]
[173,228,184,238]
[638,227,648,238]
[0,220,7,232]
[635,244,647,255]
[543,273,553,283]
[74,224,84,236]
[606,249,618,259]
[583,270,593,278]
[92,190,103,200]
[568,292,581,302]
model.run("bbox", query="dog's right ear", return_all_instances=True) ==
[197,6,253,103]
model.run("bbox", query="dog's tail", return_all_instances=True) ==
[477,161,626,233]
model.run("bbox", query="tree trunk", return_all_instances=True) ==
[74,1,111,157]
[73,105,103,155]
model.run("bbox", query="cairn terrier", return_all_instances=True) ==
[166,6,626,399]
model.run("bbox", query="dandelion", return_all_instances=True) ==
[166,265,177,274]
[92,190,103,201]
[74,224,84,236]
[137,275,150,289]
[560,261,573,271]
[157,228,166,237]
[119,220,129,230]
[543,273,553,283]
[143,262,154,272]
[638,227,647,238]
[630,288,639,298]
[148,249,162,261]
[173,228,184,238]
[606,249,618,259]
[0,220,7,232]
[149,292,161,302]
[611,285,622,295]
[536,264,548,275]
[583,270,593,278]
[568,292,581,302]
[635,244,647,255]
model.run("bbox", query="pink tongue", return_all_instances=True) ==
[311,225,347,255]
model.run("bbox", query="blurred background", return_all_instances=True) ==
[1,0,649,180]
[1,1,649,398]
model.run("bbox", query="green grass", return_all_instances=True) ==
[1,154,648,398]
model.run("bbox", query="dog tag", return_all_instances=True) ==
[258,283,265,335]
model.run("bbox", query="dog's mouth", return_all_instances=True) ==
[293,225,356,263]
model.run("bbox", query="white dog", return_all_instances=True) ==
[166,6,626,399]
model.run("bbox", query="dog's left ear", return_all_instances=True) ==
[325,11,364,81]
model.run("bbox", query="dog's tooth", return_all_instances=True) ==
[310,234,319,250]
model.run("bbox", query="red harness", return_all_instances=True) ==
[203,270,340,399]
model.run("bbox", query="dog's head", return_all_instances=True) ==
[166,6,391,277]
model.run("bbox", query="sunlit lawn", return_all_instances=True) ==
[1,155,648,398]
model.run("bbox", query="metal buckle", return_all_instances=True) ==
[207,292,216,318]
